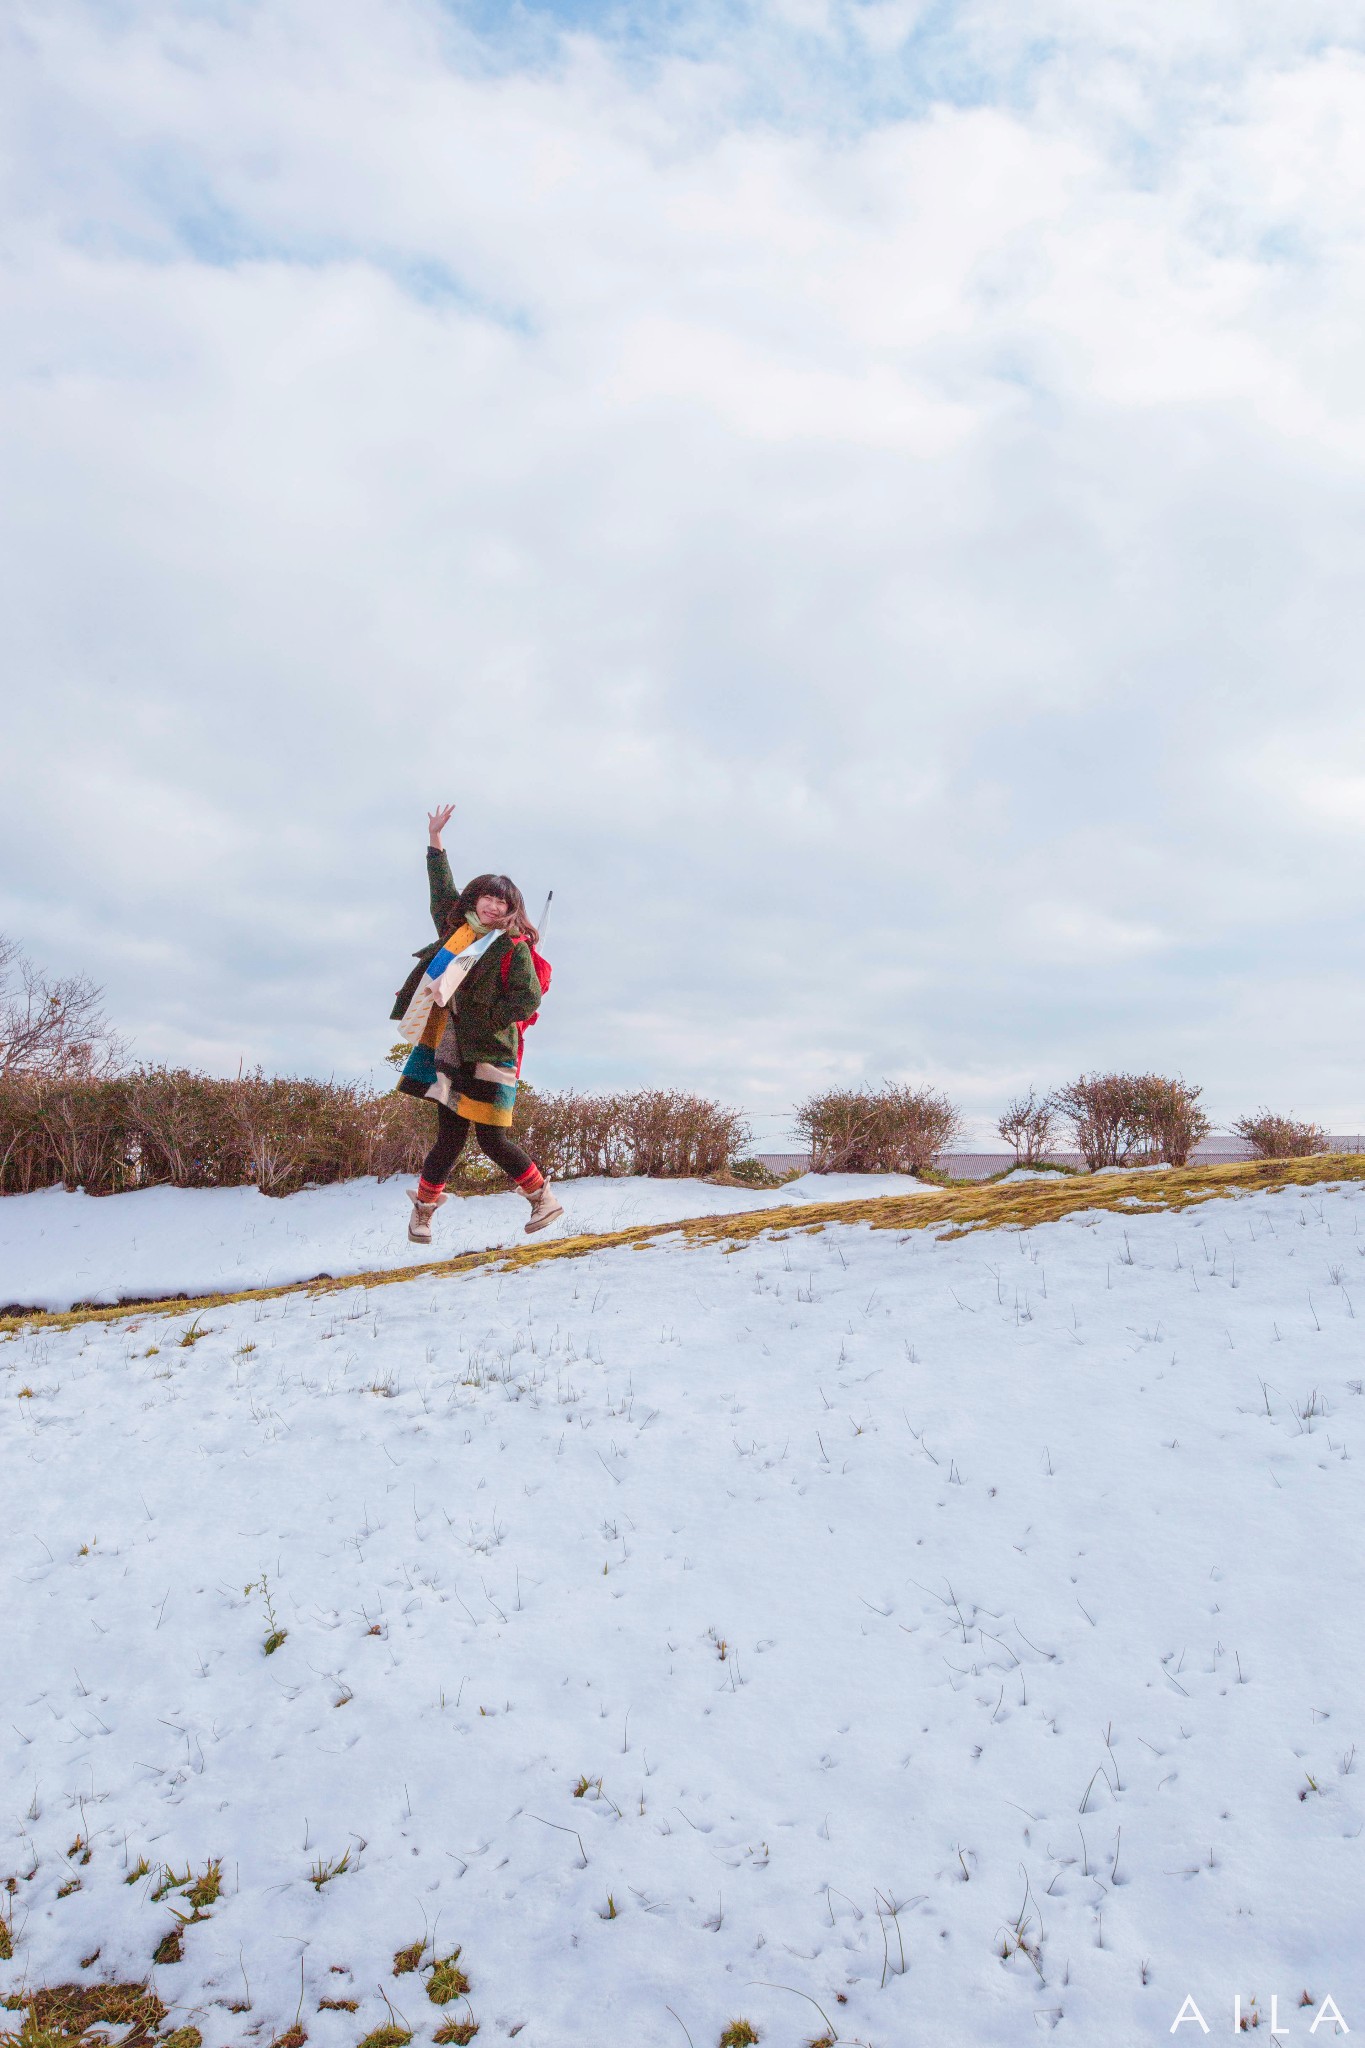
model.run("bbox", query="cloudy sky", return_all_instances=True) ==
[4,0,1365,1143]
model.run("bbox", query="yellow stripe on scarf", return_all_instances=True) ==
[418,923,477,1049]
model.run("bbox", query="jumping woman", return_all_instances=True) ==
[394,802,562,1242]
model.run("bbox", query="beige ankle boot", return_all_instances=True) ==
[407,1187,447,1244]
[521,1180,564,1234]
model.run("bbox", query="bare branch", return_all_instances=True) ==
[0,935,127,1081]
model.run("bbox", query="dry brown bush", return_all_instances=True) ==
[515,1087,747,1180]
[1136,1075,1212,1167]
[1052,1072,1210,1168]
[0,1071,748,1195]
[620,1089,747,1177]
[794,1084,963,1175]
[513,1087,629,1181]
[1231,1111,1330,1159]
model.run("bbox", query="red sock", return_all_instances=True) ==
[517,1164,545,1195]
[417,1177,446,1204]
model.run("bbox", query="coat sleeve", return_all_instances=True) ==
[427,847,462,935]
[489,941,545,1031]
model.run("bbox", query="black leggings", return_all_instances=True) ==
[421,1104,537,1188]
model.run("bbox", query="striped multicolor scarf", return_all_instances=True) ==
[395,922,519,1126]
[396,921,501,1047]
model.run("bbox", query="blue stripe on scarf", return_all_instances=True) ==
[424,927,500,985]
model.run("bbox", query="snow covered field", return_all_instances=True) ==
[3,1175,1363,2046]
[0,1175,931,1314]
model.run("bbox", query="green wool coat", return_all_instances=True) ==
[420,847,544,1069]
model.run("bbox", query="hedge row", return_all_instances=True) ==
[0,1071,749,1197]
[0,1067,1334,1198]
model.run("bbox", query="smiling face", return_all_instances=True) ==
[475,891,511,927]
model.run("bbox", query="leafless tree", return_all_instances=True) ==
[997,1087,1059,1165]
[0,934,126,1080]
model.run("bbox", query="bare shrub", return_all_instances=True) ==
[0,1074,130,1194]
[1135,1075,1211,1167]
[1051,1073,1143,1169]
[361,1091,433,1182]
[133,1071,249,1187]
[794,1084,963,1175]
[514,1088,747,1180]
[0,1076,49,1192]
[618,1090,748,1177]
[997,1087,1058,1166]
[514,1088,630,1181]
[1231,1111,1330,1160]
[1052,1072,1210,1169]
[0,934,125,1080]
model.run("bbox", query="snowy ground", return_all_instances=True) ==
[0,1174,931,1314]
[3,1176,1363,2046]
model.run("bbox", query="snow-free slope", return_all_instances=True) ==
[3,1172,1363,2046]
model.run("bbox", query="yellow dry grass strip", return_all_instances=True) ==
[4,1154,1363,1339]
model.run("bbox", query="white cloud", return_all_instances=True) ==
[1021,904,1168,961]
[4,0,1365,1137]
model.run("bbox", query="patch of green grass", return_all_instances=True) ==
[150,1865,190,1904]
[425,1954,469,2006]
[431,2024,478,2046]
[151,1930,182,1967]
[123,1857,151,1887]
[309,1850,350,1892]
[719,2026,760,2048]
[712,1159,789,1189]
[0,1983,168,2048]
[355,2028,410,2048]
[391,1942,425,1977]
[183,1861,221,1913]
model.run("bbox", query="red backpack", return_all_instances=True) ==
[500,938,552,1075]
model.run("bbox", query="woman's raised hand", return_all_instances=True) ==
[427,803,456,850]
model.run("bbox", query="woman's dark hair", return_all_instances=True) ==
[452,872,539,944]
